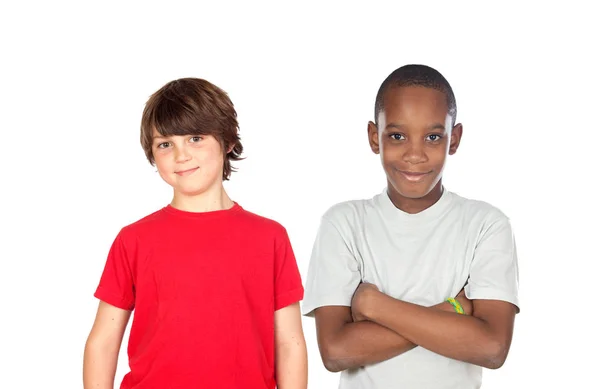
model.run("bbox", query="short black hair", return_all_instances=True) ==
[374,64,457,126]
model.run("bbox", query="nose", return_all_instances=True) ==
[174,147,191,163]
[402,141,427,164]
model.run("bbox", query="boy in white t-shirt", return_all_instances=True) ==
[302,64,519,389]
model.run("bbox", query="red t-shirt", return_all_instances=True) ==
[94,203,304,389]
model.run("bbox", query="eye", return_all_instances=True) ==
[389,133,405,141]
[426,134,443,142]
[190,136,203,143]
[157,142,171,149]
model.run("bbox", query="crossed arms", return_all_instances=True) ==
[314,285,517,372]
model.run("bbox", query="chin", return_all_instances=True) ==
[389,180,437,200]
[177,185,212,197]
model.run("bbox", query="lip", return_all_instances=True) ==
[175,167,199,176]
[398,170,432,182]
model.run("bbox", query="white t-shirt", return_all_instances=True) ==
[302,187,520,389]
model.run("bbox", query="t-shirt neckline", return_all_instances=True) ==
[376,186,453,225]
[161,202,243,219]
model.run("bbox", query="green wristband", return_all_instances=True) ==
[446,297,465,314]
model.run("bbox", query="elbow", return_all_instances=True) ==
[323,358,343,373]
[320,343,346,373]
[84,334,119,363]
[83,337,104,366]
[84,334,107,354]
[323,357,346,373]
[482,341,509,370]
[484,357,506,370]
[84,335,100,357]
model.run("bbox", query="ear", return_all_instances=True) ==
[226,143,235,154]
[368,121,380,154]
[449,123,463,155]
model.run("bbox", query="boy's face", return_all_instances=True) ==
[152,129,225,197]
[368,86,462,200]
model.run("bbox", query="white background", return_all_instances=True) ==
[1,1,599,388]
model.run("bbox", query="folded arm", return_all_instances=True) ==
[352,215,520,369]
[314,291,472,372]
[353,284,517,369]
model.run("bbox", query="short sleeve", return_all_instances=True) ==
[465,215,520,312]
[93,231,136,311]
[301,217,362,317]
[273,228,304,311]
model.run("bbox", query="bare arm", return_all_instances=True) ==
[354,284,516,369]
[315,306,413,372]
[275,302,308,389]
[315,292,471,372]
[83,301,132,389]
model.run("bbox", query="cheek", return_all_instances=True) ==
[425,158,446,177]
[428,147,447,165]
[381,145,402,165]
[153,155,171,171]
[193,148,224,170]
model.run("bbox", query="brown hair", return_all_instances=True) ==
[140,78,243,180]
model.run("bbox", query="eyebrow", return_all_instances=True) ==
[385,123,446,131]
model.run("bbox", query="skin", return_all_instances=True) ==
[368,85,462,214]
[84,130,307,388]
[275,303,309,389]
[315,289,473,372]
[315,86,516,372]
[83,303,131,389]
[152,130,235,212]
[351,282,516,369]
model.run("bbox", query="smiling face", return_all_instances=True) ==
[152,128,226,198]
[368,86,462,210]
[140,78,244,182]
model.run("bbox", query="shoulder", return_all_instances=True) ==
[115,208,166,241]
[448,191,512,228]
[235,206,290,239]
[319,195,380,231]
[323,196,377,218]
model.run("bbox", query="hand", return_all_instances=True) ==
[351,282,380,322]
[455,288,473,316]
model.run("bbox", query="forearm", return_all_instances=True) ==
[368,295,503,368]
[325,300,456,372]
[323,319,415,372]
[275,337,308,389]
[83,342,118,389]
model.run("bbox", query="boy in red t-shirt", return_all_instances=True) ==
[83,78,308,389]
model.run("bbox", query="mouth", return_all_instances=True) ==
[397,170,432,182]
[175,167,199,176]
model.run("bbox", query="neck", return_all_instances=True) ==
[171,184,234,213]
[387,180,444,214]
